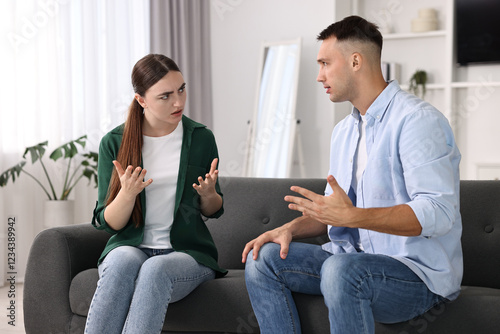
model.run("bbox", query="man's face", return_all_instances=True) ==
[316,37,354,103]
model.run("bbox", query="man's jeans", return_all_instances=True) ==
[245,242,444,334]
[85,246,215,334]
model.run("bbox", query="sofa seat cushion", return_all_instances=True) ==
[375,286,500,333]
[162,269,257,333]
[69,267,500,334]
[69,269,98,316]
[69,268,258,333]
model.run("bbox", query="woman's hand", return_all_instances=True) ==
[113,160,153,199]
[193,158,222,216]
[103,161,152,231]
[193,158,219,197]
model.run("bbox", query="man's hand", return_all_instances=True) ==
[285,175,355,227]
[285,175,422,236]
[242,226,293,263]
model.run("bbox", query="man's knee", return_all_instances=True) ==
[245,243,281,279]
[320,254,364,300]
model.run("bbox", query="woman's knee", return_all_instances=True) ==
[99,246,147,278]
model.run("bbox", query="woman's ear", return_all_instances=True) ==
[135,93,147,109]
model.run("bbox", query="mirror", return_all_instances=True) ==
[244,38,302,178]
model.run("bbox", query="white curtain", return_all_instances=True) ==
[0,0,150,282]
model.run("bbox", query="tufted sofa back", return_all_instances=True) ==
[459,180,500,288]
[207,177,328,270]
[208,177,500,289]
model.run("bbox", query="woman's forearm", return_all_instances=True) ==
[103,189,137,231]
[200,192,223,217]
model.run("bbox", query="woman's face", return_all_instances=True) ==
[136,71,186,136]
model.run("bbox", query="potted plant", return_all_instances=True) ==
[409,69,428,99]
[0,135,98,227]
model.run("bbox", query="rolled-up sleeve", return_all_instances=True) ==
[400,109,461,238]
[91,131,122,234]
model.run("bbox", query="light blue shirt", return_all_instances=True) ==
[322,81,463,300]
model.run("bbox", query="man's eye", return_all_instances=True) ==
[161,95,169,100]
[179,87,185,93]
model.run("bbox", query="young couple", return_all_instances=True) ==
[86,15,462,334]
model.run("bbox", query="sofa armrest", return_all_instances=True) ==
[23,223,110,334]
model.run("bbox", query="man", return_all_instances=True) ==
[242,16,462,334]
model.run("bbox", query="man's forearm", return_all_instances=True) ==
[285,215,328,240]
[347,204,422,236]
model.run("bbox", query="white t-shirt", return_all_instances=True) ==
[139,122,183,249]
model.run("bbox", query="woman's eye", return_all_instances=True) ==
[179,87,185,93]
[161,95,169,100]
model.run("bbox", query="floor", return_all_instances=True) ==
[0,283,25,333]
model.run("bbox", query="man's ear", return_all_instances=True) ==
[351,53,362,71]
[135,93,147,109]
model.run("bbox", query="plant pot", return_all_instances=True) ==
[44,200,74,229]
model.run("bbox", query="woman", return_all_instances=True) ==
[85,54,226,334]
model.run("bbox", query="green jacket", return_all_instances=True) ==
[92,115,227,277]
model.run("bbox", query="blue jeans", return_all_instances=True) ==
[245,242,444,334]
[85,246,215,334]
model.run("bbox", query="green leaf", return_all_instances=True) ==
[67,142,78,158]
[82,167,98,187]
[50,136,88,161]
[83,151,98,162]
[23,141,48,163]
[0,161,26,187]
[74,135,87,149]
[50,148,63,160]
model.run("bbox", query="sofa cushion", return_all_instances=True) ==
[69,269,98,316]
[69,267,500,334]
[163,269,257,333]
[69,268,258,333]
[459,180,500,289]
[375,286,500,333]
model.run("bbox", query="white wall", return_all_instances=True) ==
[210,0,345,179]
[454,65,500,180]
[210,0,500,181]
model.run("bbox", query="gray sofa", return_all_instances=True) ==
[24,177,500,333]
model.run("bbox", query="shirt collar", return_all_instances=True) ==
[350,80,402,123]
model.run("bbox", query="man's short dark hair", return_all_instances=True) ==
[317,16,383,56]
